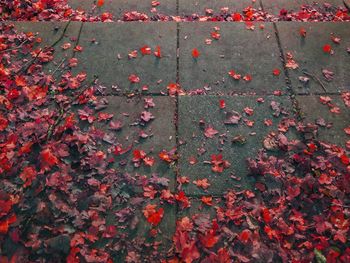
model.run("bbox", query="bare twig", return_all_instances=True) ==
[46,76,98,141]
[18,21,71,74]
[344,0,350,12]
[70,76,98,103]
[49,21,71,48]
[46,106,65,141]
[302,70,328,93]
[51,58,66,76]
[0,39,30,53]
[17,51,42,74]
[331,202,350,208]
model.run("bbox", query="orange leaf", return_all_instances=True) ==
[15,75,26,87]
[154,46,162,58]
[193,179,210,189]
[299,27,306,38]
[201,196,213,206]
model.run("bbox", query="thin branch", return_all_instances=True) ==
[302,70,328,93]
[46,106,64,141]
[46,76,98,141]
[344,0,350,12]
[49,20,71,48]
[51,58,66,76]
[0,39,30,53]
[17,21,71,74]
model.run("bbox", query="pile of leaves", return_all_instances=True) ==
[0,22,167,262]
[0,0,349,22]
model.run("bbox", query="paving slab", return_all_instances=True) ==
[262,0,345,15]
[178,0,261,16]
[277,22,350,94]
[179,22,286,95]
[73,22,177,94]
[76,96,176,192]
[68,0,177,19]
[105,198,176,261]
[10,21,81,72]
[297,95,350,147]
[178,95,296,196]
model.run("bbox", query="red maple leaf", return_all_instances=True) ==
[20,166,37,188]
[204,126,218,138]
[133,149,146,161]
[211,31,220,40]
[262,207,272,223]
[173,230,200,263]
[132,149,154,167]
[243,74,252,82]
[175,191,190,209]
[323,44,332,53]
[140,45,151,55]
[232,13,243,21]
[192,48,200,58]
[167,83,184,96]
[238,229,252,244]
[0,114,8,131]
[219,99,226,109]
[143,204,164,226]
[273,68,281,76]
[143,156,155,167]
[177,217,193,232]
[159,150,176,163]
[319,173,332,185]
[40,148,59,169]
[128,74,140,83]
[199,220,219,248]
[0,199,12,217]
[193,178,210,189]
[0,214,16,235]
[210,154,230,173]
[201,196,213,206]
[228,70,241,80]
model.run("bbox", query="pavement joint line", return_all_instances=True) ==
[175,21,180,219]
[187,194,226,199]
[273,22,304,124]
[91,91,298,97]
[259,0,265,11]
[94,93,294,98]
[296,92,345,96]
